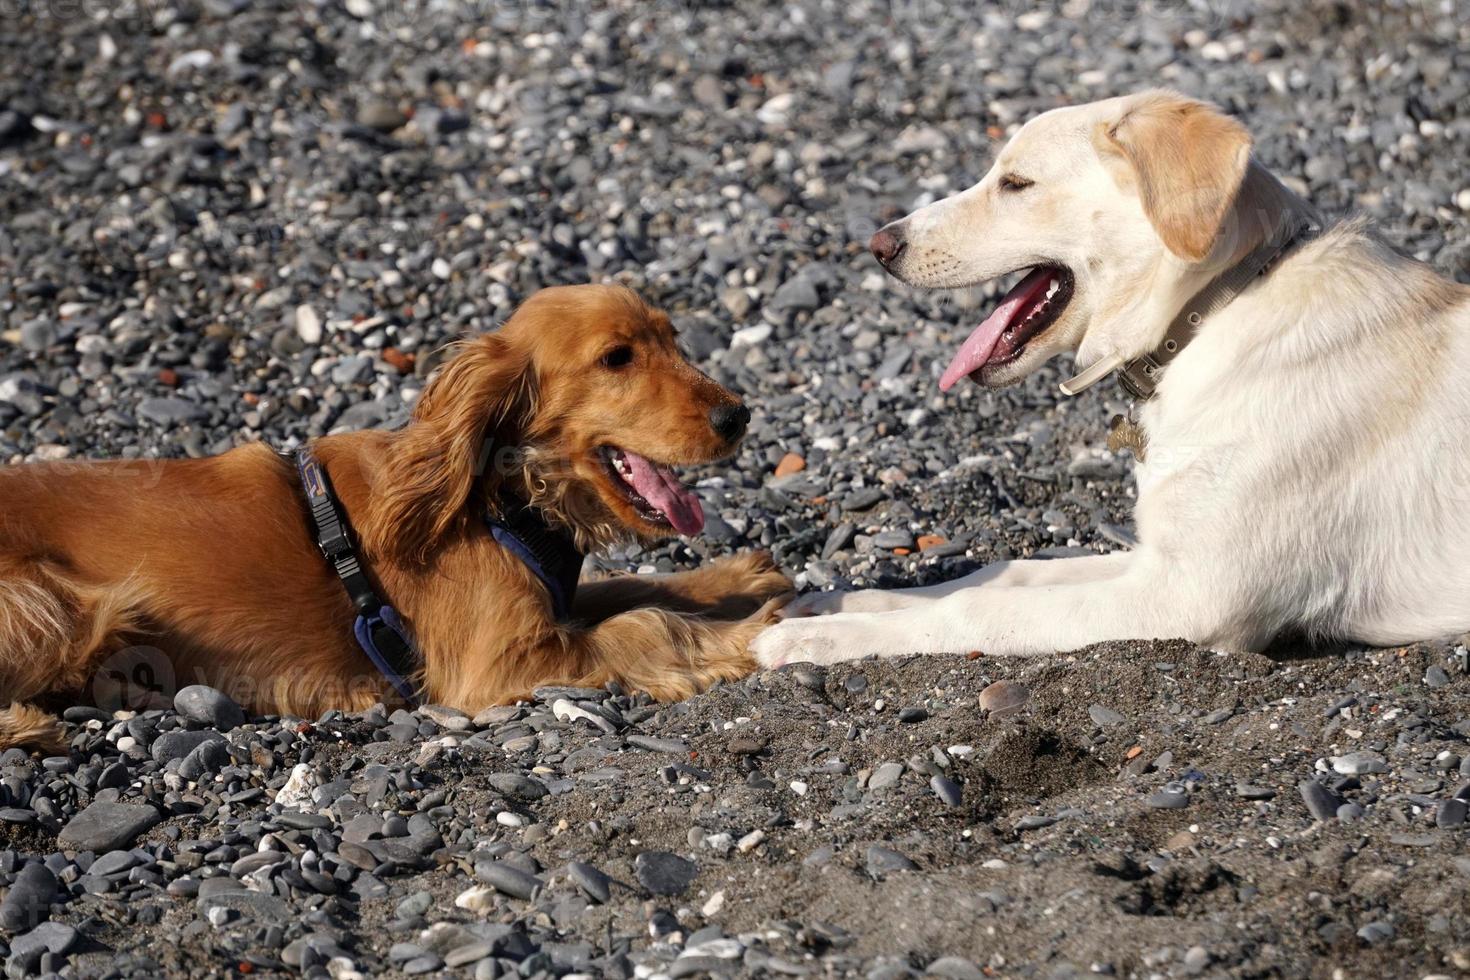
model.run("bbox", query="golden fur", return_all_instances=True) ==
[0,285,790,751]
[1097,92,1255,263]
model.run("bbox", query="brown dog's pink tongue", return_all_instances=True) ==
[939,267,1055,391]
[622,452,705,535]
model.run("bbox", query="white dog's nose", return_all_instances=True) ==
[869,226,906,266]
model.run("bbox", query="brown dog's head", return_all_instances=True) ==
[368,284,748,560]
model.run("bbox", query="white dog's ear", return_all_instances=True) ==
[1097,91,1253,263]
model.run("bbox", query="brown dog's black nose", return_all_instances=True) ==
[869,226,906,266]
[709,403,750,442]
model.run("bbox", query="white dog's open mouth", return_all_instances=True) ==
[939,265,1075,390]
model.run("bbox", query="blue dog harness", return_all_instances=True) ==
[293,447,583,705]
[485,507,582,622]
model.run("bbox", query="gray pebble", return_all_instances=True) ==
[151,730,225,764]
[1146,785,1190,810]
[930,775,962,807]
[485,772,548,802]
[977,680,1029,719]
[0,862,57,932]
[627,734,689,754]
[1436,798,1467,828]
[869,762,904,791]
[173,685,246,730]
[474,860,544,901]
[1298,780,1346,821]
[926,955,985,980]
[7,921,79,972]
[634,851,698,896]
[568,861,612,903]
[57,801,162,852]
[1357,920,1395,944]
[1330,751,1387,776]
[865,845,918,877]
[1015,814,1059,831]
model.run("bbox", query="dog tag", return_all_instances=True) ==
[1107,414,1148,461]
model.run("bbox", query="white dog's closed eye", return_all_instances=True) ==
[759,90,1470,666]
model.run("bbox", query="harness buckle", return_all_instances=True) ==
[317,525,354,562]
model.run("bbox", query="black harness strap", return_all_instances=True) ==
[294,447,421,704]
[292,447,587,707]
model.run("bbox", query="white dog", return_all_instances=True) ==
[752,90,1470,667]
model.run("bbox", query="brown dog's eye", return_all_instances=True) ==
[600,345,634,369]
[999,173,1034,192]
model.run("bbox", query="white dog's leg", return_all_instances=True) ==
[783,553,1131,617]
[752,561,1203,667]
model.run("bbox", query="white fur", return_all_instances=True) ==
[751,94,1470,668]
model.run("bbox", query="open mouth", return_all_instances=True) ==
[599,446,705,536]
[939,265,1076,391]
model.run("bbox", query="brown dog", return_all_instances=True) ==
[0,284,790,750]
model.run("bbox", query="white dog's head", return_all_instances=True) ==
[873,90,1287,390]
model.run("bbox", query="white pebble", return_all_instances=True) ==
[326,957,365,980]
[551,698,604,727]
[730,323,772,348]
[455,885,496,913]
[274,762,316,809]
[295,305,322,344]
[755,93,794,126]
[701,890,725,917]
[167,50,214,76]
[683,938,744,960]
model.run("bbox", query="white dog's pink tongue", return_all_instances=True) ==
[939,267,1054,392]
[622,452,705,536]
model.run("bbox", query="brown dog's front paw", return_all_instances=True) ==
[687,551,793,620]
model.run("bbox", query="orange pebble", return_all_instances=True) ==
[774,452,805,478]
[382,348,416,374]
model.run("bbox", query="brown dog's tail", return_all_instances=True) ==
[0,702,67,754]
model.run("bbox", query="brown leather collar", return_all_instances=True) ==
[1117,217,1318,401]
[1061,216,1318,400]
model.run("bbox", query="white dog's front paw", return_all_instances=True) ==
[750,617,861,669]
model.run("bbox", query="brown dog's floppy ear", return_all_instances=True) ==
[1098,91,1253,263]
[364,332,532,562]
